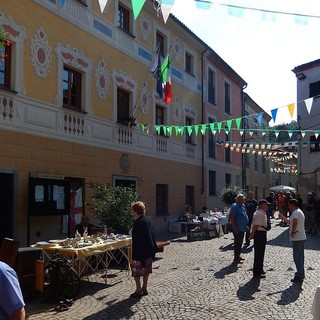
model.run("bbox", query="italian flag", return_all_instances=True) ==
[161,55,172,104]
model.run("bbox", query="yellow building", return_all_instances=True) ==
[0,0,210,245]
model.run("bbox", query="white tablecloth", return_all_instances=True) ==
[312,284,320,319]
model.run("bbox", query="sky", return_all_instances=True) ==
[170,0,320,125]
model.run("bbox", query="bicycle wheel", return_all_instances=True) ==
[57,265,81,299]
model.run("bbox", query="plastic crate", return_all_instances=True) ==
[187,232,206,241]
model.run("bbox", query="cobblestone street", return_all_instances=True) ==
[26,218,319,320]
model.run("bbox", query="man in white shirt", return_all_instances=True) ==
[279,199,306,282]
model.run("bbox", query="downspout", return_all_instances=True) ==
[241,85,248,191]
[201,46,208,195]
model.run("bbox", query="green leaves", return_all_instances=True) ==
[86,182,139,233]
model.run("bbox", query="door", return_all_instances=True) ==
[0,173,14,242]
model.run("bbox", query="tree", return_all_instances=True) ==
[0,27,8,47]
[220,186,245,206]
[86,182,139,233]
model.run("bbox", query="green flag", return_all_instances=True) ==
[160,55,169,82]
[132,0,146,20]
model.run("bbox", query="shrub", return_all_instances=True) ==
[220,186,245,206]
[86,182,139,234]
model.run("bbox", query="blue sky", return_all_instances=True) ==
[170,0,320,125]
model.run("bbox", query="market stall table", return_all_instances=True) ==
[33,237,132,283]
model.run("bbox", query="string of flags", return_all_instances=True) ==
[57,1,320,25]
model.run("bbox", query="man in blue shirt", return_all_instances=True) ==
[0,261,26,320]
[230,194,249,263]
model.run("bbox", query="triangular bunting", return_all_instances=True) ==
[132,0,146,20]
[209,123,215,134]
[271,108,278,123]
[304,97,313,114]
[98,0,109,13]
[226,119,232,131]
[235,117,241,130]
[193,125,199,136]
[187,126,192,136]
[217,122,222,133]
[287,103,295,119]
[314,130,320,139]
[161,0,175,23]
[200,124,207,135]
[300,130,306,138]
[155,125,161,135]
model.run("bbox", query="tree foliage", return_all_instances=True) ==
[86,182,139,233]
[220,185,245,206]
[0,27,8,48]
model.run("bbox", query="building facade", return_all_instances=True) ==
[0,0,251,245]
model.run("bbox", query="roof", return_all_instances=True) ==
[292,58,320,74]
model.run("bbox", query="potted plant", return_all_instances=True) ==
[86,182,139,234]
[220,185,245,207]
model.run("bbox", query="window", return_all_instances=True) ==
[225,132,231,163]
[118,4,130,33]
[244,109,249,129]
[156,31,166,57]
[156,184,168,215]
[185,116,194,144]
[185,185,195,211]
[309,81,320,98]
[225,173,231,187]
[0,41,12,89]
[117,88,130,124]
[310,135,320,152]
[208,68,216,104]
[208,117,216,158]
[245,153,250,168]
[63,66,82,111]
[209,170,216,196]
[156,105,167,136]
[185,51,194,74]
[262,157,266,173]
[254,154,258,171]
[224,81,231,114]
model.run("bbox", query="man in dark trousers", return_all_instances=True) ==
[244,191,258,247]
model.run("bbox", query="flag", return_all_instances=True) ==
[164,58,172,104]
[150,50,163,98]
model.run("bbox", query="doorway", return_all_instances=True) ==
[0,172,15,242]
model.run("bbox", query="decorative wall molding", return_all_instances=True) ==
[95,58,110,99]
[139,12,151,41]
[55,43,93,113]
[31,28,52,78]
[172,38,182,61]
[138,81,150,115]
[0,12,26,95]
[173,97,181,125]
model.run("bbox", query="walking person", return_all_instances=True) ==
[229,194,249,264]
[279,199,306,282]
[0,261,26,320]
[250,199,270,279]
[130,201,157,298]
[244,191,258,247]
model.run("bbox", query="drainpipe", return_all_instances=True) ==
[241,86,248,190]
[201,46,208,195]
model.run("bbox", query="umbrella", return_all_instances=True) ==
[269,185,295,192]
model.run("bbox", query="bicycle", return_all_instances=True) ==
[43,250,81,301]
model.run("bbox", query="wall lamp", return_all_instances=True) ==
[296,72,306,80]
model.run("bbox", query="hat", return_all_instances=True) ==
[258,199,271,206]
[308,192,313,196]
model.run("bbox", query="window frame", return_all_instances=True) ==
[208,68,216,105]
[156,31,166,57]
[208,170,217,196]
[156,104,168,137]
[156,184,168,216]
[185,51,194,75]
[117,87,131,125]
[309,81,320,98]
[185,116,194,144]
[117,1,132,35]
[224,80,231,115]
[0,42,12,90]
[63,66,82,111]
[225,173,231,188]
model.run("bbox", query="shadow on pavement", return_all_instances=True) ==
[214,262,238,279]
[82,297,140,320]
[237,277,261,301]
[219,242,234,251]
[266,282,303,305]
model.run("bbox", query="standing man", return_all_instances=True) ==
[229,194,249,264]
[279,199,306,282]
[250,199,270,279]
[0,261,26,319]
[244,191,258,247]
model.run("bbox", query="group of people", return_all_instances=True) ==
[229,192,306,282]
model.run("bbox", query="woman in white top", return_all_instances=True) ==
[250,199,270,279]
